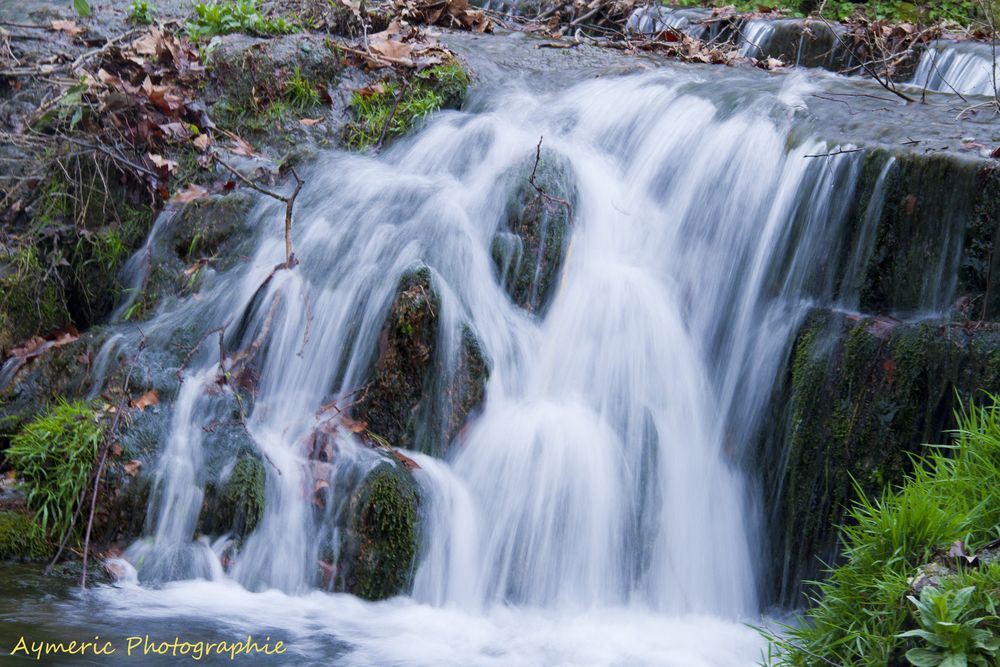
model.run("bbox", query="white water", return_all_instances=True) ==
[911,40,1000,97]
[79,67,905,664]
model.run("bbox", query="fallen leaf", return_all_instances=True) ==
[228,134,259,157]
[159,122,191,141]
[123,459,143,476]
[393,449,421,470]
[171,183,209,203]
[148,153,178,173]
[193,133,211,151]
[51,20,85,37]
[129,389,159,410]
[299,117,323,126]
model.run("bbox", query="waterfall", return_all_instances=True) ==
[910,40,1000,97]
[83,64,928,664]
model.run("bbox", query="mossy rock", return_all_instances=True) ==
[842,149,980,315]
[0,511,51,561]
[491,147,576,313]
[352,268,489,457]
[340,461,419,601]
[207,33,343,147]
[127,192,255,322]
[766,308,1000,604]
[215,455,265,539]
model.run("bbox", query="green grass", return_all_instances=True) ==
[344,63,469,150]
[285,66,321,110]
[765,396,1000,665]
[186,0,298,39]
[4,401,105,546]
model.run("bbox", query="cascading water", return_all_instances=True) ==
[20,54,960,665]
[910,40,1000,96]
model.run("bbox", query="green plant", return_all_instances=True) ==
[766,395,1000,665]
[186,0,298,39]
[74,0,92,17]
[129,0,156,24]
[285,67,320,109]
[5,401,105,545]
[898,585,1000,666]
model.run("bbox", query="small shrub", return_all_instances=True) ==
[187,0,298,39]
[129,0,156,24]
[898,585,1000,666]
[5,400,104,545]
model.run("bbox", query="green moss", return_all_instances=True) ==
[348,464,419,601]
[218,456,265,538]
[0,246,69,352]
[771,311,1000,604]
[5,400,104,544]
[344,62,469,150]
[0,511,51,561]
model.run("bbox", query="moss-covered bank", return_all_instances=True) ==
[767,309,1000,603]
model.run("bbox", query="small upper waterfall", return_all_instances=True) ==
[910,40,1000,96]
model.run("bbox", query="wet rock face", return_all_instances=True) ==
[492,149,576,314]
[353,268,489,458]
[847,151,980,315]
[199,454,266,541]
[765,309,1000,604]
[337,461,420,601]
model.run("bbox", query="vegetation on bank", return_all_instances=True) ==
[766,397,1000,665]
[344,62,470,150]
[672,0,998,27]
[5,401,104,547]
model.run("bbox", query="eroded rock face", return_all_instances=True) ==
[352,268,489,458]
[765,309,1000,604]
[492,148,576,314]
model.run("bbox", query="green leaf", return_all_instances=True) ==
[73,0,92,17]
[906,647,944,667]
[938,653,967,667]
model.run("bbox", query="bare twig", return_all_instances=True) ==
[804,146,865,158]
[213,156,304,267]
[377,78,409,150]
[529,136,573,215]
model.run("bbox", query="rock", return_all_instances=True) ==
[0,511,51,561]
[353,268,489,457]
[765,309,1000,604]
[199,454,266,541]
[492,148,576,314]
[337,461,419,601]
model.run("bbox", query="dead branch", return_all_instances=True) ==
[377,78,409,150]
[529,136,573,215]
[213,156,304,267]
[804,146,865,158]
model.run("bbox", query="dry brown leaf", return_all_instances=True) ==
[370,38,414,62]
[299,117,323,126]
[123,460,143,476]
[148,153,178,173]
[51,20,85,37]
[193,133,212,151]
[171,183,210,204]
[129,389,159,410]
[228,134,259,157]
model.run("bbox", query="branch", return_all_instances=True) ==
[529,136,573,215]
[804,146,865,158]
[214,155,303,267]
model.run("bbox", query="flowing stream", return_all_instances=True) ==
[1,30,977,667]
